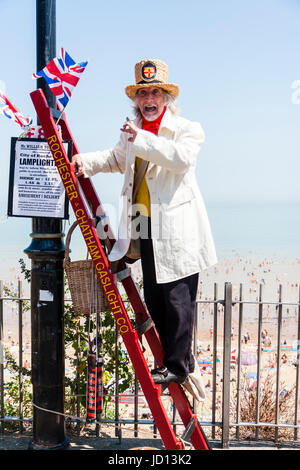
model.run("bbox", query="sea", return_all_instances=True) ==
[0,200,300,283]
[206,201,300,258]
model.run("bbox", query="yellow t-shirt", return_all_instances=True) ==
[134,157,151,217]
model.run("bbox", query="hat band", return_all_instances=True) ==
[137,79,163,85]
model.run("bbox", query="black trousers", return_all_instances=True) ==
[140,218,198,377]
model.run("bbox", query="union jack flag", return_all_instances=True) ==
[0,90,32,128]
[33,48,88,109]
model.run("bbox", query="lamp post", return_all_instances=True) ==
[25,0,69,450]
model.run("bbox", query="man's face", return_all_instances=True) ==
[136,87,165,121]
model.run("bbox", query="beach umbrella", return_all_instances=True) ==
[231,348,238,361]
[197,360,212,366]
[249,380,259,390]
[241,351,257,366]
[247,372,257,380]
[246,373,258,390]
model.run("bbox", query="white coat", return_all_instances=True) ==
[78,108,218,283]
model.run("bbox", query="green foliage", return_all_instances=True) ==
[18,258,31,282]
[3,348,32,431]
[3,259,136,429]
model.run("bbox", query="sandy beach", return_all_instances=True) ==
[2,253,300,432]
[2,253,300,368]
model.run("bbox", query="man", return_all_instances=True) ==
[72,59,217,388]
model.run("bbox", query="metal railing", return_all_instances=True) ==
[219,282,300,448]
[1,280,300,448]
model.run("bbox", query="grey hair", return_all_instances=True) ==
[132,90,180,119]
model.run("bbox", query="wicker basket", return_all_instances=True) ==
[64,221,111,315]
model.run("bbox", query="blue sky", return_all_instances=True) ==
[0,0,300,270]
[1,0,300,204]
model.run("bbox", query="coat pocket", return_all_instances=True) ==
[160,186,195,210]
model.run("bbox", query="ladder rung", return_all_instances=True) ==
[117,267,131,281]
[181,416,196,443]
[136,317,153,338]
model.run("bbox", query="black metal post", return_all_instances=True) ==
[222,282,232,449]
[25,0,69,450]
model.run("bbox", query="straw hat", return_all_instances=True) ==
[125,59,179,100]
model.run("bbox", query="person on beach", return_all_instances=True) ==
[72,59,217,388]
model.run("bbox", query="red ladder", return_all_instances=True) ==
[30,88,210,451]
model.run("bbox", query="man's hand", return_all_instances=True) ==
[72,154,84,177]
[120,117,139,142]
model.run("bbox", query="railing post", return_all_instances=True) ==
[115,323,120,440]
[134,373,139,437]
[18,281,23,433]
[193,301,199,413]
[222,282,232,448]
[212,283,218,440]
[236,283,243,440]
[294,286,300,441]
[255,284,263,439]
[275,284,283,442]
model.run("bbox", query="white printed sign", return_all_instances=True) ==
[8,138,70,219]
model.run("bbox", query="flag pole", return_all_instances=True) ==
[55,106,65,127]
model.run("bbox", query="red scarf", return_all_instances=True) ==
[142,106,166,134]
